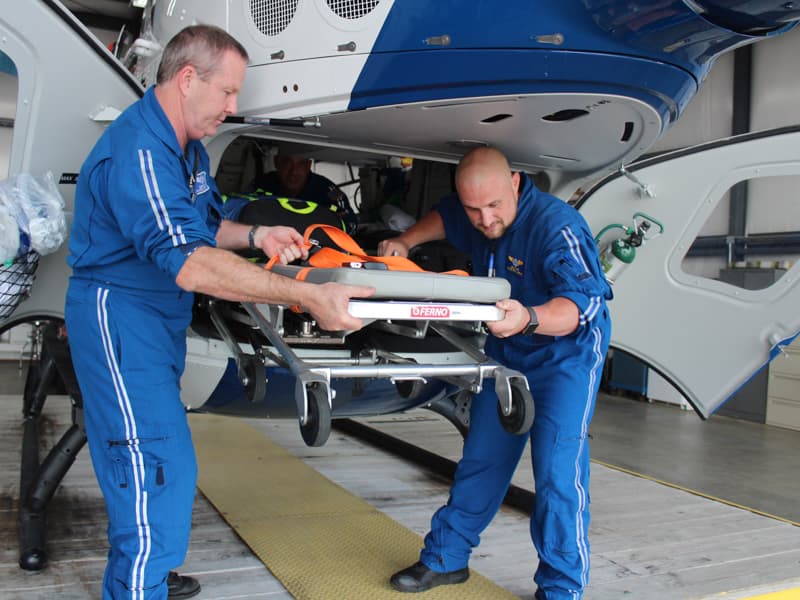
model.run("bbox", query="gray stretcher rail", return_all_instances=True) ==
[204,266,534,446]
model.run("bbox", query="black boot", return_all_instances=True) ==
[390,561,469,593]
[167,571,201,599]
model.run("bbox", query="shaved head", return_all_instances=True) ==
[454,147,520,239]
[455,147,513,190]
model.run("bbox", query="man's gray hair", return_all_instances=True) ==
[156,24,249,84]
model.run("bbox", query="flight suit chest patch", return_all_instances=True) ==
[506,255,525,277]
[193,171,210,197]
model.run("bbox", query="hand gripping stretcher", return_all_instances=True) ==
[189,226,534,447]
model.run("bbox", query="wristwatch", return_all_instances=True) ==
[248,225,259,252]
[521,306,539,335]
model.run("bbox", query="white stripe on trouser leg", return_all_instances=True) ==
[573,328,603,593]
[96,288,152,598]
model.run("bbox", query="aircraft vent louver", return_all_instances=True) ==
[542,109,590,122]
[326,0,380,19]
[250,0,298,37]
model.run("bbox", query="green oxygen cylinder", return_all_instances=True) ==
[601,238,636,284]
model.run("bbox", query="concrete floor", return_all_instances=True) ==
[590,393,800,524]
[2,358,797,526]
[1,359,27,394]
[2,358,799,599]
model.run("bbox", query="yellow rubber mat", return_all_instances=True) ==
[189,414,518,600]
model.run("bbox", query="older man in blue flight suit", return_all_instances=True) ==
[65,25,372,600]
[379,146,612,600]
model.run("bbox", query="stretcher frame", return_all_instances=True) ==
[199,265,534,446]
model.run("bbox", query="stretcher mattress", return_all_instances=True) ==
[270,264,510,303]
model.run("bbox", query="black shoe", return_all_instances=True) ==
[167,571,201,599]
[390,561,469,593]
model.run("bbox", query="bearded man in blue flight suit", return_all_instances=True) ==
[379,147,612,600]
[65,25,373,600]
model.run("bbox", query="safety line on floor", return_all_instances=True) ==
[189,414,518,600]
[742,589,800,600]
[592,459,799,528]
[334,419,798,530]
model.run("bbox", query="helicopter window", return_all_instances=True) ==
[681,174,800,290]
[0,50,30,350]
[0,51,17,179]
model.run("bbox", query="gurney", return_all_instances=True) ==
[189,262,534,446]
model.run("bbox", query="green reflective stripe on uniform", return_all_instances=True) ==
[222,189,345,231]
[224,190,337,215]
[277,197,317,214]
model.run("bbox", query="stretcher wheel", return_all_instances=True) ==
[299,383,331,447]
[498,384,534,435]
[240,357,266,403]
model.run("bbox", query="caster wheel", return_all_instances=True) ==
[299,383,331,447]
[498,384,534,435]
[240,357,266,403]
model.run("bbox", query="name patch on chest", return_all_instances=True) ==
[193,171,210,197]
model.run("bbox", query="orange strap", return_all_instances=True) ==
[265,254,280,270]
[301,224,468,275]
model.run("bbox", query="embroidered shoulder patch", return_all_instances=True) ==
[506,255,524,277]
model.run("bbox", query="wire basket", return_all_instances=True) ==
[0,251,40,320]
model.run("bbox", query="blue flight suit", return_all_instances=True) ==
[65,86,221,599]
[419,174,612,600]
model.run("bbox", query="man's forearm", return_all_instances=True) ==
[397,210,446,249]
[176,246,311,307]
[215,219,251,251]
[533,297,580,336]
